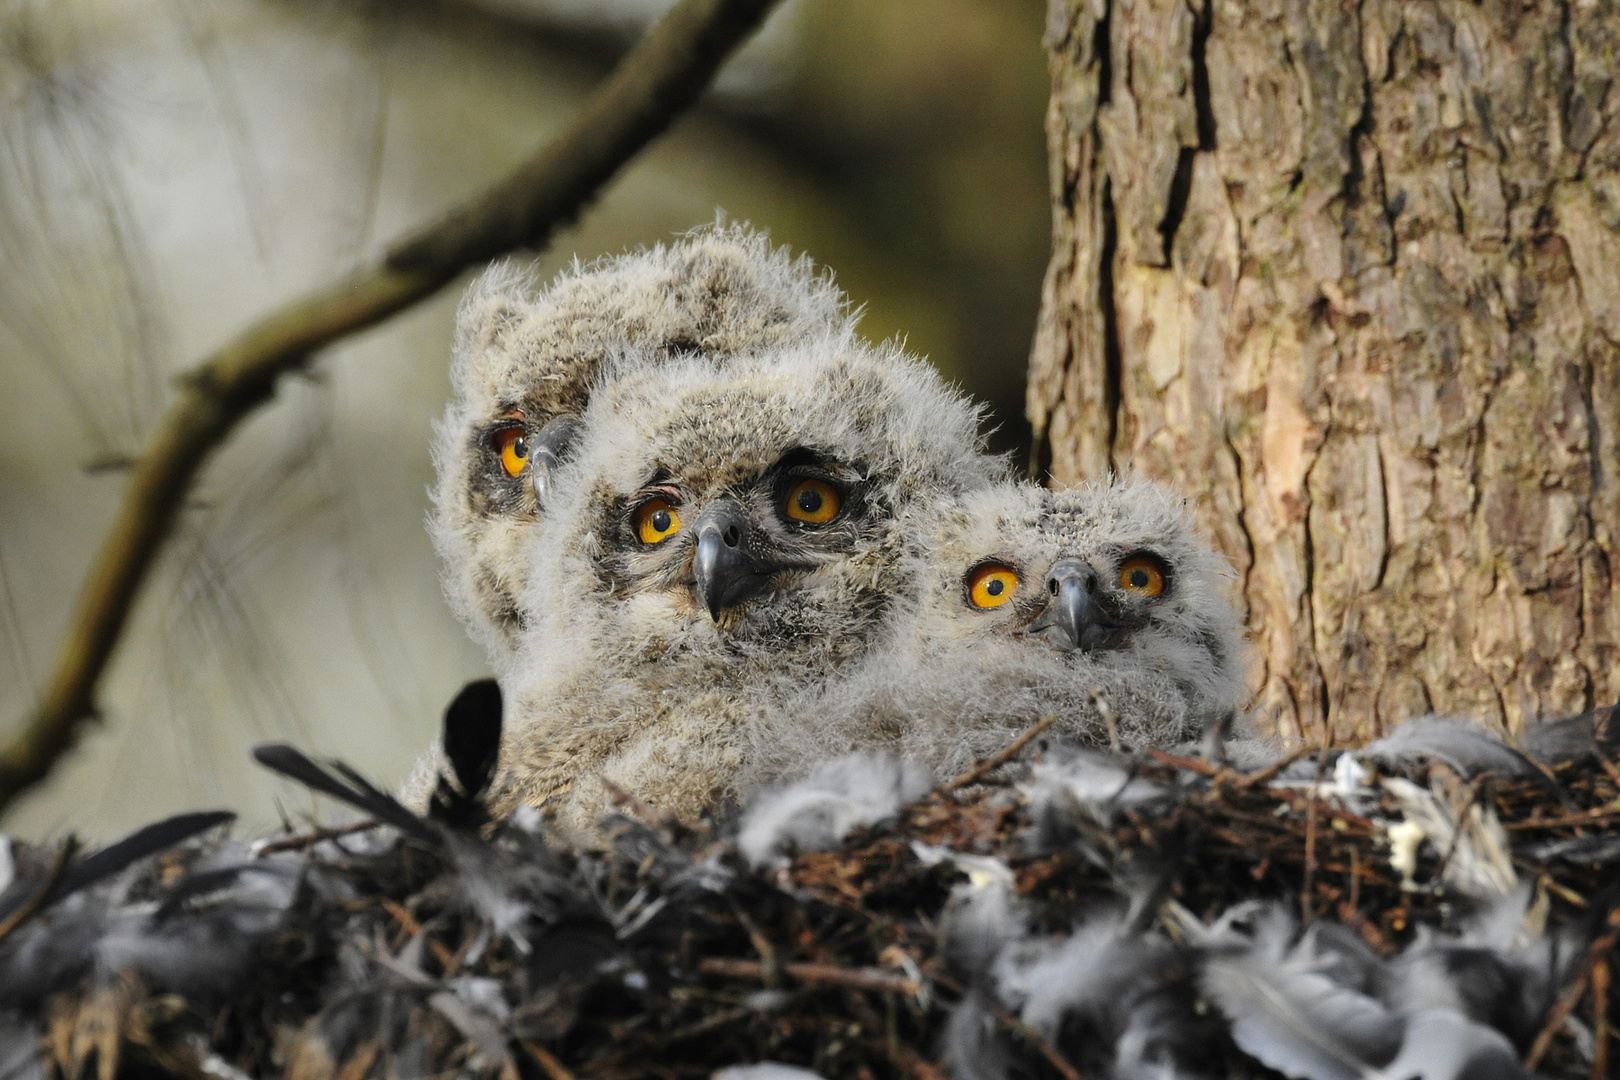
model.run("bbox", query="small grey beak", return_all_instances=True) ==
[689,501,774,621]
[1027,559,1113,650]
[529,414,581,510]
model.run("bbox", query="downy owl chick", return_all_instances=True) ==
[432,223,848,668]
[490,340,1007,836]
[748,478,1254,786]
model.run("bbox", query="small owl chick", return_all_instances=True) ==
[432,223,848,667]
[748,479,1253,786]
[491,339,1005,835]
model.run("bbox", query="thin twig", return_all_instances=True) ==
[251,817,380,855]
[841,987,949,1080]
[1145,748,1221,777]
[0,836,77,944]
[0,0,782,816]
[1301,793,1320,924]
[1298,739,1336,925]
[944,715,1060,791]
[989,1003,1085,1080]
[698,957,919,995]
[1590,959,1610,1080]
[727,899,783,987]
[1230,746,1312,789]
[521,1040,581,1080]
[1525,900,1620,1069]
[1504,805,1620,831]
[601,776,679,840]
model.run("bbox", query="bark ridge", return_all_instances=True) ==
[1031,0,1620,743]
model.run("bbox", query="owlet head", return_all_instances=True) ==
[429,223,851,668]
[518,340,1007,686]
[887,478,1251,759]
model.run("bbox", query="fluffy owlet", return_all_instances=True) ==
[431,224,848,668]
[746,479,1254,786]
[489,339,1007,835]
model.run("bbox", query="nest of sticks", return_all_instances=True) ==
[1,700,1617,1080]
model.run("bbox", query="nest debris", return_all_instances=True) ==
[0,694,1616,1080]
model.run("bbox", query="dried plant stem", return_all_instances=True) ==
[521,1041,581,1080]
[1591,959,1610,1080]
[0,837,76,944]
[0,0,781,815]
[698,957,918,995]
[251,817,380,856]
[1525,901,1620,1069]
[944,714,1060,791]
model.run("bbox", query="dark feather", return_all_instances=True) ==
[252,743,435,843]
[432,678,502,827]
[0,810,235,925]
[56,810,236,900]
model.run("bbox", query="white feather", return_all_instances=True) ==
[737,753,931,868]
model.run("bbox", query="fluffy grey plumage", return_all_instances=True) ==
[490,336,1002,836]
[431,223,849,667]
[748,478,1254,789]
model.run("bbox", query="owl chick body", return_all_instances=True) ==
[745,479,1255,788]
[491,339,1005,835]
[432,224,849,668]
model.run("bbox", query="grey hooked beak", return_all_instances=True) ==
[689,500,775,621]
[529,414,581,510]
[1027,559,1114,651]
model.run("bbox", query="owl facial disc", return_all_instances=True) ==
[688,499,786,620]
[1025,558,1120,651]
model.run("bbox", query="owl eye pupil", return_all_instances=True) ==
[986,579,1004,597]
[651,509,671,533]
[1129,569,1149,588]
[796,488,823,514]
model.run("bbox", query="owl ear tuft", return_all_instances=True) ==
[452,262,540,392]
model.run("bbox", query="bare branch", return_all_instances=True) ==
[0,0,781,815]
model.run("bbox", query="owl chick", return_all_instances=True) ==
[432,223,848,667]
[490,338,1006,835]
[746,478,1254,787]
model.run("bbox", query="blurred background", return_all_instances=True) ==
[0,0,1049,839]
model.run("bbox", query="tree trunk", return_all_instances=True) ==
[1029,0,1620,745]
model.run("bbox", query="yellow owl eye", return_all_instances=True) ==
[967,563,1020,609]
[495,427,529,478]
[786,479,841,524]
[635,497,682,544]
[1118,555,1167,597]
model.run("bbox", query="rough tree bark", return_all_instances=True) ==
[1029,0,1620,745]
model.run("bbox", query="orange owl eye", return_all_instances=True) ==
[786,479,841,524]
[635,497,682,544]
[1118,554,1167,597]
[495,427,529,478]
[967,563,1020,609]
